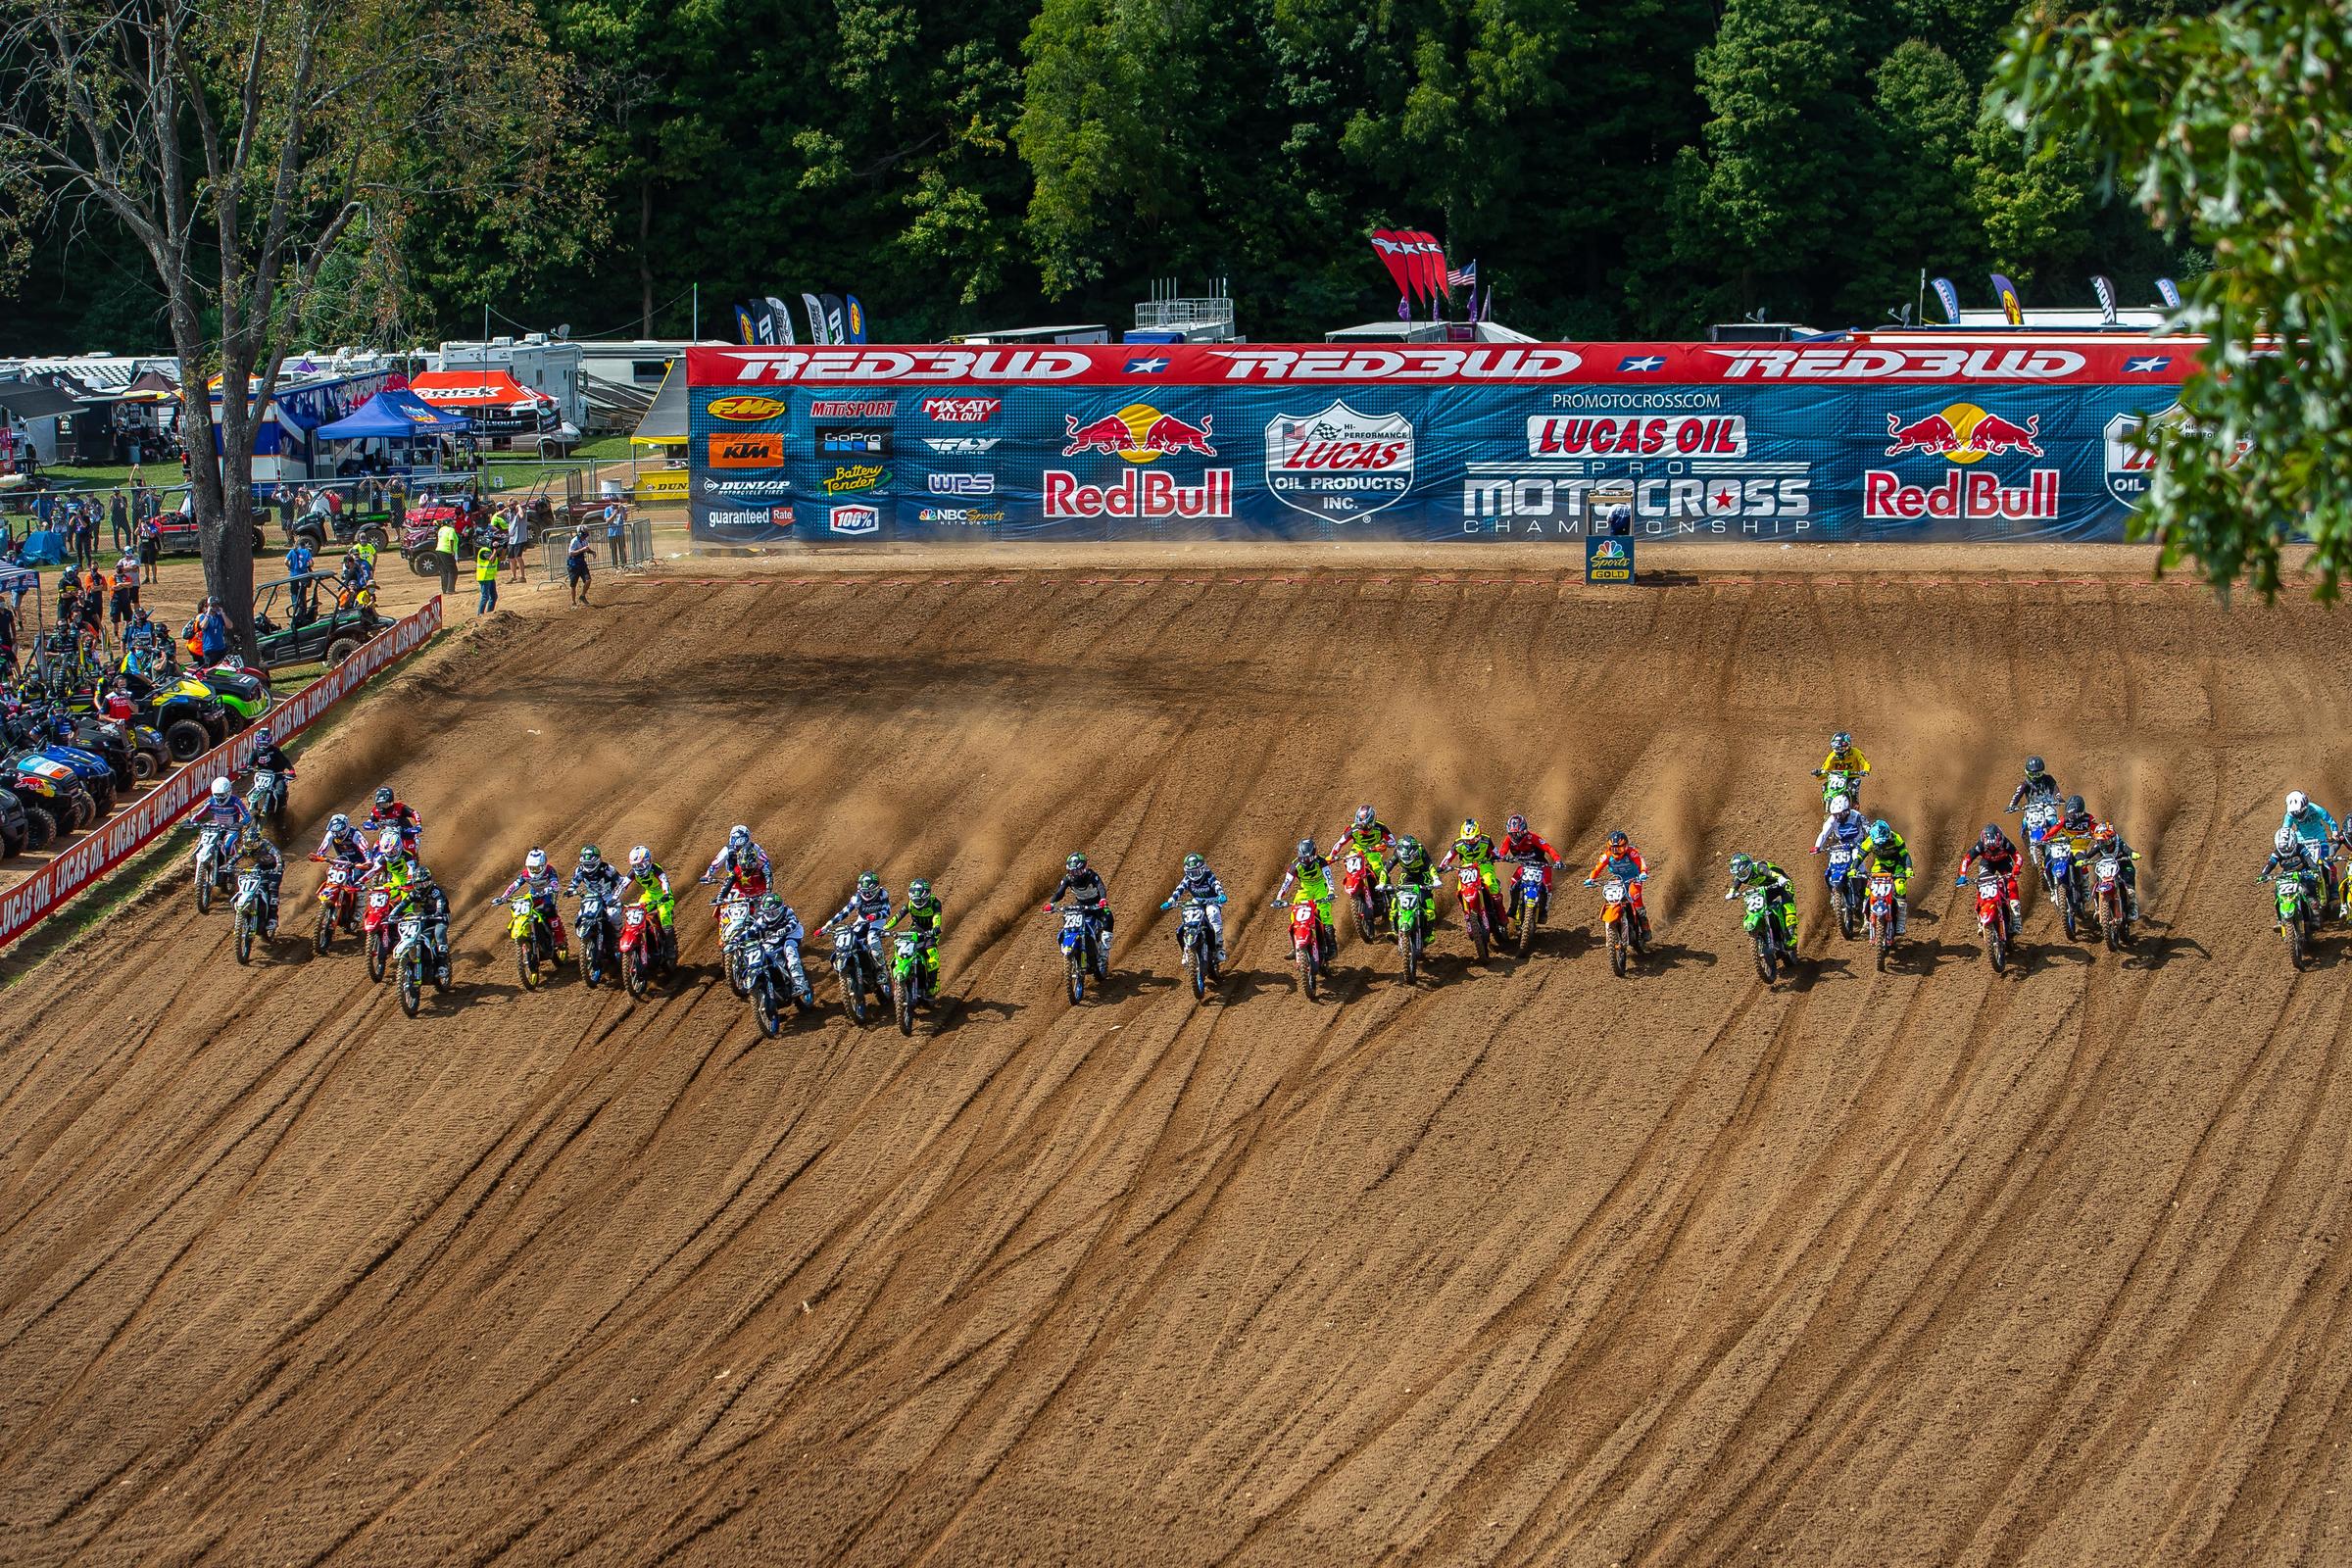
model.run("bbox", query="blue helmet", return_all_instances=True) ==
[1869,819,1893,846]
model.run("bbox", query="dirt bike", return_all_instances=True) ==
[2044,832,2090,941]
[1506,855,1552,959]
[500,895,560,990]
[1342,849,1386,943]
[1866,872,1900,969]
[713,894,757,999]
[2092,850,2134,952]
[1391,882,1431,985]
[748,929,812,1038]
[362,885,398,981]
[1823,841,1865,940]
[1963,871,2018,973]
[892,928,931,1036]
[619,901,674,999]
[230,867,274,964]
[829,918,888,1024]
[188,822,236,913]
[1173,897,1219,1001]
[574,888,619,988]
[312,858,364,955]
[1053,902,1109,1004]
[247,765,290,831]
[1591,874,1648,977]
[1819,767,1861,812]
[1454,865,1495,961]
[2019,798,2060,882]
[2270,869,2321,970]
[1739,886,1796,984]
[1289,896,1326,999]
[391,906,432,1017]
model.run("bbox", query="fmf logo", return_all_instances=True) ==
[922,396,1001,422]
[706,395,785,421]
[1528,415,1747,458]
[828,504,879,536]
[1884,403,2043,462]
[809,399,895,418]
[708,433,784,468]
[1044,469,1234,519]
[1862,469,2061,521]
[1061,404,1215,463]
[927,473,994,495]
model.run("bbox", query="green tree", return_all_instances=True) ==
[1992,0,2352,598]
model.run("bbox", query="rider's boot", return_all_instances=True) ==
[1896,897,1909,936]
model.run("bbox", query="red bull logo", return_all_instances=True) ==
[1862,468,2061,521]
[1060,403,1217,463]
[1043,468,1234,519]
[1884,403,2044,463]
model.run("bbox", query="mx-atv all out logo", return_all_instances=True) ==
[1866,402,2059,522]
[1046,402,1232,520]
[1264,402,1412,519]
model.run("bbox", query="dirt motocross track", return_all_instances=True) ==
[5,556,2352,1566]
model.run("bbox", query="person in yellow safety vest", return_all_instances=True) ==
[474,540,499,613]
[435,516,461,596]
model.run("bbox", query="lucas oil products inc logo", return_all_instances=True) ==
[1868,402,2058,521]
[1060,403,1216,461]
[828,504,879,536]
[1264,401,1412,518]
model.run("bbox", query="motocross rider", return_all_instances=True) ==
[2007,756,2063,811]
[748,893,814,1005]
[568,845,626,951]
[1813,732,1871,796]
[1496,814,1565,908]
[1042,852,1113,940]
[2090,822,2144,919]
[238,835,284,936]
[624,846,678,964]
[819,872,894,968]
[1270,840,1337,957]
[364,785,421,856]
[1158,853,1231,964]
[1584,830,1652,938]
[246,726,293,815]
[1439,817,1506,929]
[701,824,772,900]
[1328,806,1396,909]
[2260,826,2330,918]
[887,879,944,986]
[496,847,570,958]
[2282,792,2346,916]
[186,776,252,861]
[1724,854,1800,950]
[1381,835,1442,934]
[313,813,369,930]
[376,834,452,984]
[1812,792,1868,858]
[1859,819,1914,934]
[1957,823,2026,926]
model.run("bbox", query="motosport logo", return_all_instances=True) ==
[706,395,786,421]
[1060,403,1216,463]
[828,504,879,536]
[708,433,785,468]
[927,473,995,495]
[809,399,896,418]
[1883,403,2044,463]
[921,396,1001,422]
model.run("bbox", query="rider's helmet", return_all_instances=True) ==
[2026,755,2046,778]
[1065,852,1087,873]
[2065,794,2087,818]
[1506,813,1527,836]
[1353,805,1376,831]
[2287,790,2310,816]
[211,777,231,800]
[1396,835,1424,865]
[329,812,350,835]
[1458,818,1480,842]
[1185,853,1206,875]
[377,826,404,856]
[908,878,933,903]
[1829,794,1851,817]
[756,893,785,922]
[1869,819,1893,847]
[1608,830,1630,850]
[728,824,751,853]
[1295,838,1317,864]
[1832,731,1853,753]
[579,844,602,868]
[1981,823,2004,850]
[375,785,395,809]
[628,845,652,873]
[255,726,272,747]
[1729,853,1756,881]
[858,871,881,897]
[2277,826,2301,856]
[525,847,547,875]
[2094,823,2118,847]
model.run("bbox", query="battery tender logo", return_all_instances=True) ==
[1264,401,1412,518]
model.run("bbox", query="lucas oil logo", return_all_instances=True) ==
[1060,403,1215,462]
[2103,404,2247,509]
[1883,403,2044,462]
[1264,401,1412,518]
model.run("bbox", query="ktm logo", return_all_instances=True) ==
[709,433,784,467]
[708,395,786,421]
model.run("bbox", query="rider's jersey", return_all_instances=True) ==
[2284,803,2340,854]
[629,861,675,906]
[568,862,626,901]
[1165,867,1226,906]
[1498,829,1560,866]
[1047,867,1110,907]
[1385,853,1439,894]
[2008,771,2062,810]
[1733,862,1796,902]
[501,866,561,904]
[1861,831,1913,877]
[1442,834,1497,873]
[1820,747,1871,780]
[1814,809,1867,853]
[2264,840,2327,880]
[190,794,251,830]
[251,745,292,774]
[705,844,772,894]
[1961,835,2022,877]
[318,827,368,863]
[1275,858,1332,904]
[365,803,421,845]
[1330,822,1394,863]
[1589,844,1650,883]
[751,904,807,946]
[827,886,892,929]
[891,896,944,937]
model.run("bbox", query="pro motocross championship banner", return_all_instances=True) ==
[0,597,445,952]
[684,340,2199,545]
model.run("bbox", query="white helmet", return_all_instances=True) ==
[728,824,750,851]
[2277,826,2300,855]
[628,845,651,872]
[211,777,231,800]
[2286,790,2309,816]
[377,826,404,855]
[525,847,547,874]
[1829,793,1851,816]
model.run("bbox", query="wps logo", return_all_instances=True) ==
[927,473,995,495]
[922,396,1001,422]
[706,395,786,421]
[709,433,784,467]
[1060,403,1215,462]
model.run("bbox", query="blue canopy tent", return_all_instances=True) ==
[315,388,472,441]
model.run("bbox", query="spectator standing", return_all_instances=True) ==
[388,475,407,535]
[108,564,134,635]
[138,514,161,581]
[435,514,460,598]
[284,538,316,619]
[505,504,529,581]
[474,539,499,614]
[117,550,141,610]
[604,500,628,567]
[109,489,128,551]
[197,598,228,662]
[71,505,95,567]
[565,523,594,606]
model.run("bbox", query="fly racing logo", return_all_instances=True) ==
[927,473,995,495]
[923,436,1001,454]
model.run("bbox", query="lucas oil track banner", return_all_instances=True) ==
[683,340,2198,545]
[0,596,444,953]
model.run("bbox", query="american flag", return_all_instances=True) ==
[1446,259,1478,293]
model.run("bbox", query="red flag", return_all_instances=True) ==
[1429,239,1453,299]
[1408,231,1446,301]
[1369,230,1415,301]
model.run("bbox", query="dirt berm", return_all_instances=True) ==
[4,553,2351,1566]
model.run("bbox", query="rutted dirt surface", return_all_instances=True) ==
[5,558,2352,1565]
